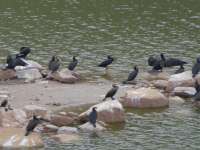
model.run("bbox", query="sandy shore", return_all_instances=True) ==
[0,80,131,109]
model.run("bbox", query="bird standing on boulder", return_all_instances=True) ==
[160,53,187,68]
[17,47,31,59]
[98,55,114,69]
[192,57,200,78]
[48,56,60,73]
[25,115,41,136]
[68,56,78,71]
[89,107,97,128]
[102,84,119,101]
[0,100,8,107]
[123,66,139,84]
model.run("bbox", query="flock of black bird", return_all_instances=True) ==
[1,47,200,136]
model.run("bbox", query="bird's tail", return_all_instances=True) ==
[25,131,29,136]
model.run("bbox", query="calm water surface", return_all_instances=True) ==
[0,0,200,149]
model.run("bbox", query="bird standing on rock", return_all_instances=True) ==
[192,57,200,78]
[123,66,139,84]
[17,47,31,59]
[98,55,114,69]
[0,99,8,107]
[102,84,119,101]
[68,56,78,71]
[89,107,97,128]
[48,56,60,73]
[25,115,41,136]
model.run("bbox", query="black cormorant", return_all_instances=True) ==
[48,56,60,73]
[102,84,119,101]
[123,66,139,84]
[25,115,41,136]
[89,107,97,128]
[192,57,200,77]
[68,56,78,71]
[0,100,8,107]
[98,55,114,68]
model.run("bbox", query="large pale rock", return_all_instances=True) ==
[152,80,169,90]
[23,105,49,119]
[15,66,42,82]
[173,87,196,98]
[0,109,27,128]
[120,88,169,108]
[57,126,79,134]
[51,134,80,143]
[0,128,44,149]
[167,71,194,91]
[0,69,16,80]
[24,60,44,70]
[50,114,75,127]
[143,71,170,81]
[79,100,125,123]
[169,96,185,105]
[49,69,79,83]
[79,122,106,132]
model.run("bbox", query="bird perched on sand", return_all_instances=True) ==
[192,57,200,78]
[102,84,119,101]
[123,66,139,84]
[68,56,78,71]
[98,55,114,68]
[160,53,187,68]
[89,107,97,128]
[0,100,8,107]
[48,56,60,73]
[25,115,41,136]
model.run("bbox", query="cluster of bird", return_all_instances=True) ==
[1,47,200,136]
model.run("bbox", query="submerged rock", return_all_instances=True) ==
[79,122,106,132]
[0,109,27,128]
[23,105,50,119]
[0,69,16,80]
[0,128,44,149]
[167,71,194,92]
[51,134,80,143]
[49,69,80,84]
[173,87,196,98]
[120,88,169,108]
[79,100,125,123]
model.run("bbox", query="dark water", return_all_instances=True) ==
[0,0,200,149]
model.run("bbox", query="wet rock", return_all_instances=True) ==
[49,69,79,83]
[167,71,194,92]
[51,134,80,143]
[169,96,185,105]
[23,105,50,119]
[79,100,125,123]
[143,71,170,81]
[0,109,27,128]
[173,87,196,98]
[0,69,16,80]
[50,114,75,127]
[15,66,42,82]
[79,122,106,132]
[152,80,169,90]
[0,128,44,149]
[42,124,59,133]
[120,88,169,108]
[57,126,79,134]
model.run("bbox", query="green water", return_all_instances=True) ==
[0,0,200,149]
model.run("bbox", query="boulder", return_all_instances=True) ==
[57,126,79,134]
[0,69,16,80]
[51,134,80,143]
[167,71,194,91]
[173,87,196,98]
[120,88,169,108]
[23,105,50,119]
[79,122,106,132]
[15,66,42,82]
[0,128,44,149]
[42,124,59,133]
[79,100,125,123]
[169,96,185,105]
[50,114,75,127]
[0,109,27,128]
[49,69,79,83]
[24,60,44,70]
[143,71,170,81]
[152,80,169,90]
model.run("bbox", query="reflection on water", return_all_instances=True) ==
[0,0,200,149]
